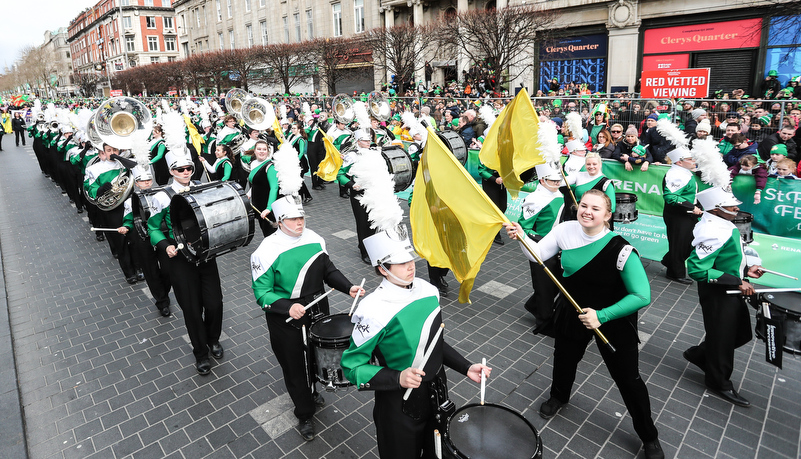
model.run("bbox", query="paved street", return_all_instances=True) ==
[0,139,799,459]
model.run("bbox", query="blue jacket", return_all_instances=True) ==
[723,141,758,167]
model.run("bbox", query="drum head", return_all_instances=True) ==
[762,292,801,314]
[311,314,354,340]
[734,211,753,223]
[616,193,637,203]
[447,404,540,459]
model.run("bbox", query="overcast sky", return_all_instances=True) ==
[3,0,100,72]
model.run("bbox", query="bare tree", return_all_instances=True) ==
[220,47,265,92]
[73,72,102,97]
[308,36,368,95]
[366,23,432,94]
[433,5,561,92]
[257,43,314,94]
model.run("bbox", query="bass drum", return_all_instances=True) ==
[437,131,467,165]
[733,211,753,244]
[131,186,175,240]
[171,181,255,263]
[382,146,413,192]
[309,313,355,391]
[443,404,543,459]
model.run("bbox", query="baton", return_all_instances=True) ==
[285,288,335,323]
[348,278,366,316]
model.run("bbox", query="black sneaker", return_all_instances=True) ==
[643,439,665,459]
[539,397,564,419]
[314,393,325,407]
[160,306,171,317]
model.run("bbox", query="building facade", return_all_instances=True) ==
[67,0,180,94]
[40,28,78,98]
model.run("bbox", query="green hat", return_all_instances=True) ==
[391,114,401,121]
[657,113,671,121]
[552,99,562,107]
[768,70,779,77]
[770,144,788,156]
[632,145,646,156]
[314,108,321,114]
[759,115,772,125]
[451,119,459,128]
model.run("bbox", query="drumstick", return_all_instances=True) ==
[480,358,487,405]
[251,203,266,219]
[301,324,312,390]
[403,324,444,401]
[91,227,122,232]
[348,278,365,316]
[480,357,487,406]
[285,288,336,323]
[434,429,442,459]
[759,268,799,281]
[176,243,184,250]
[726,287,801,294]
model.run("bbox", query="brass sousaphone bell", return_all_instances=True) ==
[332,94,355,124]
[242,97,277,131]
[225,88,250,118]
[368,91,391,122]
[87,97,154,211]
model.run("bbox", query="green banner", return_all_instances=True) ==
[732,175,801,240]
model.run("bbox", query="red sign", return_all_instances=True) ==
[640,68,711,99]
[642,54,690,72]
[643,19,762,54]
[110,89,123,97]
[168,90,178,96]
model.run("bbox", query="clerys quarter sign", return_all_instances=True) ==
[640,68,711,99]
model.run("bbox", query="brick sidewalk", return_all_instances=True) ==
[0,141,799,459]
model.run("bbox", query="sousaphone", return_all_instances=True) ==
[368,91,391,121]
[332,94,355,124]
[225,88,250,118]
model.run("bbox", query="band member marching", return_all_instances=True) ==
[340,159,489,458]
[147,124,225,375]
[250,196,363,441]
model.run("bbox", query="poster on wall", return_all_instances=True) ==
[640,68,710,98]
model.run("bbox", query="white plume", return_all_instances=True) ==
[272,142,303,195]
[656,118,689,149]
[353,101,371,129]
[352,152,403,232]
[179,99,189,115]
[565,112,583,140]
[161,99,171,114]
[479,105,497,133]
[302,102,311,119]
[77,108,94,132]
[402,111,426,143]
[162,111,187,154]
[537,121,561,164]
[155,107,163,126]
[131,130,152,169]
[692,137,731,189]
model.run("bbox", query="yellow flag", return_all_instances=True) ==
[316,129,343,181]
[272,118,286,145]
[183,114,205,155]
[479,88,544,199]
[410,126,509,303]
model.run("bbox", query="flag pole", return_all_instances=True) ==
[513,228,617,354]
[559,167,579,213]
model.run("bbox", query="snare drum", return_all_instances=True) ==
[381,146,414,192]
[613,193,638,223]
[309,313,354,391]
[131,186,175,240]
[733,211,753,244]
[756,292,801,354]
[171,181,255,263]
[443,404,543,459]
[437,131,468,165]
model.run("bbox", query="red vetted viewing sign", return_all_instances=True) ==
[640,68,710,99]
[110,89,123,97]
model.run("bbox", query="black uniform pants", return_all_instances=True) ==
[550,319,658,443]
[350,191,375,258]
[662,206,697,278]
[14,130,25,146]
[684,282,752,391]
[128,231,171,309]
[524,256,561,324]
[257,216,277,238]
[101,206,136,279]
[167,254,223,361]
[264,312,319,420]
[307,144,325,188]
[374,379,440,459]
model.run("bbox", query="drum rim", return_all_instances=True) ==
[310,313,354,344]
[445,403,541,457]
[381,148,413,193]
[615,192,638,202]
[132,186,175,240]
[761,292,801,314]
